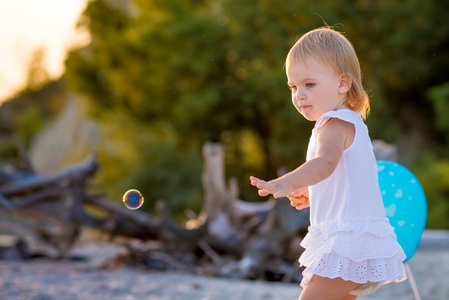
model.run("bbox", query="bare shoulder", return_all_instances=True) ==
[319,118,355,149]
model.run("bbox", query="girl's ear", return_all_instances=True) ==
[338,73,352,94]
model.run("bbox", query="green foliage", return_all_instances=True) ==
[91,110,203,218]
[427,82,449,139]
[14,104,46,148]
[413,154,449,229]
[64,0,449,225]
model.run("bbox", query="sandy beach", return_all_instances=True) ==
[0,230,448,300]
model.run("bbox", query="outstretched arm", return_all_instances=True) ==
[250,118,353,198]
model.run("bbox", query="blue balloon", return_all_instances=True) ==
[377,160,427,262]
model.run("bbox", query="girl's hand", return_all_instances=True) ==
[249,176,291,198]
[288,188,310,210]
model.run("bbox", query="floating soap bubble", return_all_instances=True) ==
[122,189,144,210]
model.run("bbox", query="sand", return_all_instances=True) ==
[0,230,448,300]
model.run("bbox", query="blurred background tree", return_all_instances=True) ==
[5,0,448,227]
[64,0,316,214]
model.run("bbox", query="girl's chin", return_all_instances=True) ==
[300,112,318,121]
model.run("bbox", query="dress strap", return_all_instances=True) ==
[314,109,361,133]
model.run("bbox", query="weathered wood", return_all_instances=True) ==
[201,142,227,221]
[84,195,209,251]
[0,154,97,196]
[0,154,98,257]
[0,143,309,283]
[200,142,240,241]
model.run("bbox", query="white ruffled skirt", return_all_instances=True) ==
[299,218,408,296]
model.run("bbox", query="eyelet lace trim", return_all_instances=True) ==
[299,218,407,285]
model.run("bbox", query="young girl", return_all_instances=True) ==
[250,27,407,300]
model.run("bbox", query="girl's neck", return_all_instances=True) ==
[333,100,350,112]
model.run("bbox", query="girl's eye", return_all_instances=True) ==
[289,85,297,92]
[306,83,315,88]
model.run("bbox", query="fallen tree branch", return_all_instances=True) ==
[0,143,309,283]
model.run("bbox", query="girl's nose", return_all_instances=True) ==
[296,90,305,101]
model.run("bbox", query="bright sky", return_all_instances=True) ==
[0,0,89,103]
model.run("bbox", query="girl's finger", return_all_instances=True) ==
[288,195,307,204]
[250,177,268,190]
[290,191,301,197]
[291,190,307,198]
[273,192,283,198]
[258,189,270,197]
[290,201,303,210]
[249,176,259,186]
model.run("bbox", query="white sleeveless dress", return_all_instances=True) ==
[299,109,407,296]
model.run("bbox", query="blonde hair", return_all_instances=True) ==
[286,27,370,119]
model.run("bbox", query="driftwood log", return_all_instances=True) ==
[0,143,310,282]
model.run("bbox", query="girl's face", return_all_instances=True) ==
[287,57,350,121]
